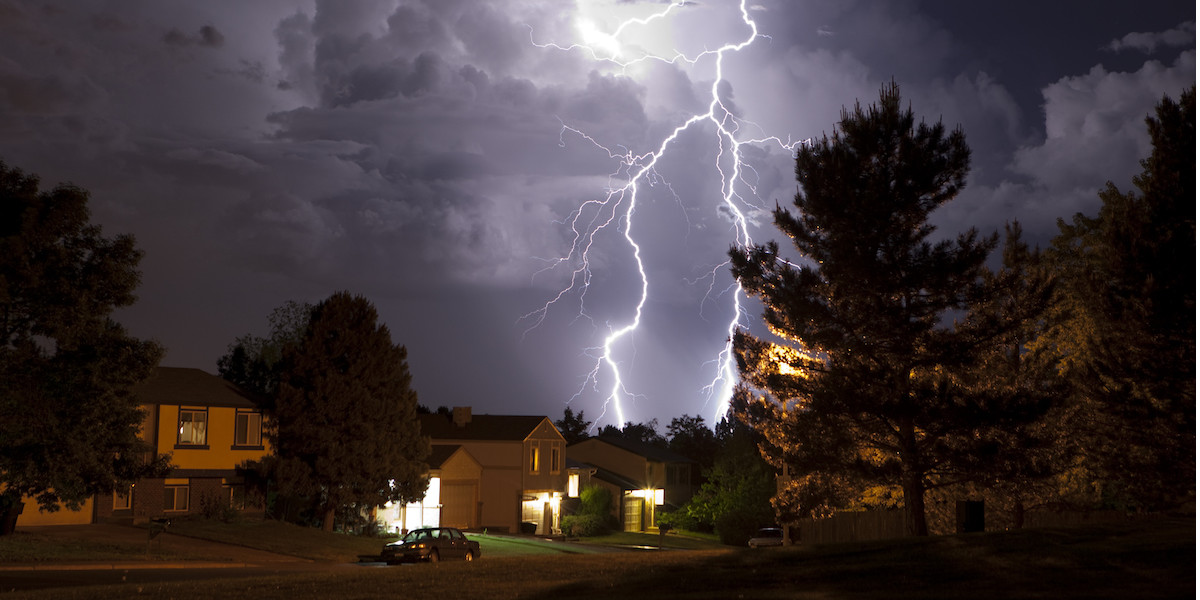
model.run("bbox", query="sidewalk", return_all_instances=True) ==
[0,524,310,571]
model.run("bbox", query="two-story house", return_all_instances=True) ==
[18,367,270,525]
[566,435,695,532]
[397,407,567,535]
[109,367,271,523]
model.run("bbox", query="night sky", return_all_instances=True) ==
[1,1,1192,430]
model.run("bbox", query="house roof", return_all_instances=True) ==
[133,367,260,409]
[580,462,641,491]
[427,444,464,468]
[588,435,694,464]
[419,413,555,442]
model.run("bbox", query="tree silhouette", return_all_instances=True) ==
[731,82,1046,536]
[273,291,430,531]
[555,407,593,445]
[1044,87,1195,510]
[0,161,165,534]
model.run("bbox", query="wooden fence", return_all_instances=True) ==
[794,510,907,545]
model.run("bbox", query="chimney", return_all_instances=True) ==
[452,406,472,428]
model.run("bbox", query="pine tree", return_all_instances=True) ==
[731,82,1048,535]
[274,292,430,531]
[1044,87,1195,510]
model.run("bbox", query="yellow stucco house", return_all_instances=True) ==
[18,367,270,525]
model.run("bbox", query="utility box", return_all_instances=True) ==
[956,500,985,533]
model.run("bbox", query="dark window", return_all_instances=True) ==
[234,410,263,447]
[164,485,189,511]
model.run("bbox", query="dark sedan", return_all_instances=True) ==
[381,527,480,564]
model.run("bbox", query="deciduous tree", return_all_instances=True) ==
[217,300,312,404]
[0,162,165,533]
[555,407,593,445]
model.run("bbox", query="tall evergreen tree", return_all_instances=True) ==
[1043,87,1195,510]
[730,83,1048,535]
[0,162,165,534]
[274,292,430,531]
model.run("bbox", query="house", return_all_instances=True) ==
[566,435,695,532]
[18,367,271,525]
[376,444,482,535]
[106,367,271,523]
[376,407,569,535]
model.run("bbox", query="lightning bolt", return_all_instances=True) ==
[522,0,802,429]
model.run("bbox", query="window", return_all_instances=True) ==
[529,444,539,473]
[551,446,561,474]
[164,485,189,511]
[233,410,263,447]
[568,472,579,498]
[177,408,208,446]
[113,485,132,511]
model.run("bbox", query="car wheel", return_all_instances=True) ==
[428,550,440,563]
[464,551,476,562]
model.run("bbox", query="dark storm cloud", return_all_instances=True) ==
[163,25,225,47]
[0,0,1191,426]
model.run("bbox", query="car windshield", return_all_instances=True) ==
[758,529,783,538]
[402,529,433,543]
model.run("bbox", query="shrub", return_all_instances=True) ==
[715,510,762,546]
[561,514,611,537]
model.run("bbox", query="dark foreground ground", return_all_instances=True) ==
[2,517,1193,600]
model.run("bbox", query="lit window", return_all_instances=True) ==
[234,410,263,447]
[177,408,207,446]
[164,485,189,511]
[530,445,540,473]
[568,473,579,498]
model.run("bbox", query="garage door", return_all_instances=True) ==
[440,483,477,529]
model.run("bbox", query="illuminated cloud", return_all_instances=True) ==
[0,0,1191,426]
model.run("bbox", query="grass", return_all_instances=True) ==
[0,530,198,564]
[162,518,399,563]
[574,529,724,550]
[4,517,1191,599]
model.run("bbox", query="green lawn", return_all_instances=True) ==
[6,518,1190,600]
[0,529,199,564]
[573,529,725,550]
[161,518,398,563]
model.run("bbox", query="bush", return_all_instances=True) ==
[580,485,613,517]
[561,514,611,537]
[656,509,701,532]
[715,510,762,546]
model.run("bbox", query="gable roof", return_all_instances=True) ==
[419,413,557,442]
[588,435,694,464]
[133,367,260,409]
[427,444,464,468]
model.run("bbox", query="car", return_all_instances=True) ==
[381,527,481,564]
[747,527,785,548]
